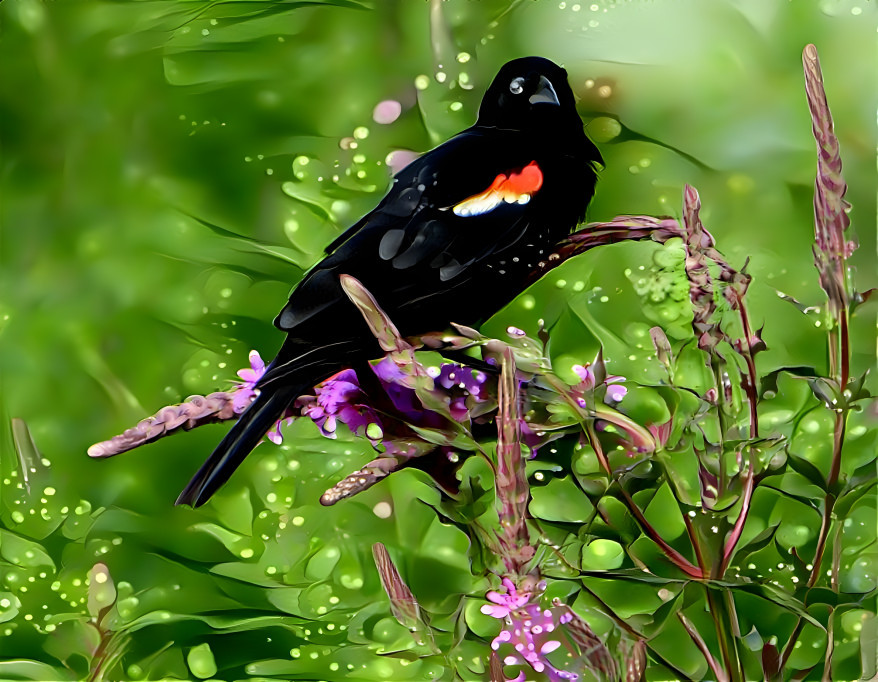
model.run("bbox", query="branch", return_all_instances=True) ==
[87,391,242,458]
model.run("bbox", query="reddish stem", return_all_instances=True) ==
[683,512,708,575]
[719,458,755,576]
[735,296,760,439]
[584,423,703,579]
[678,612,730,682]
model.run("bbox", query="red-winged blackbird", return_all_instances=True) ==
[176,56,602,507]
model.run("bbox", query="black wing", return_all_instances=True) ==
[264,126,593,383]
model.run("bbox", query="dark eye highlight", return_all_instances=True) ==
[509,77,525,95]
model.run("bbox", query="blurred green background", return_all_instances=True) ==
[0,0,875,679]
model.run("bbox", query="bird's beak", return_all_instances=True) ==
[529,76,560,106]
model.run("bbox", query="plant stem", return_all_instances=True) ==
[807,410,847,591]
[734,296,760,438]
[683,512,708,575]
[826,410,846,492]
[710,356,729,452]
[678,611,729,682]
[706,585,743,682]
[719,455,755,576]
[584,422,703,579]
[781,619,805,672]
[577,582,692,681]
[780,411,847,669]
[821,615,835,681]
[617,484,704,579]
[830,517,843,592]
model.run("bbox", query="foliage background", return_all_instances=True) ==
[0,0,875,679]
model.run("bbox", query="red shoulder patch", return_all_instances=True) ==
[452,161,543,217]
[500,161,543,195]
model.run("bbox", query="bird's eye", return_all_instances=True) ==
[509,77,525,95]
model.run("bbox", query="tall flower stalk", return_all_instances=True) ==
[780,43,857,673]
[492,347,534,578]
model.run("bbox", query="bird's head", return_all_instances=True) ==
[476,56,580,132]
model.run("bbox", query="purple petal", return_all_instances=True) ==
[606,384,628,402]
[267,424,283,445]
[486,590,506,605]
[372,356,404,383]
[540,640,562,654]
[572,364,596,390]
[482,604,510,619]
[249,350,265,373]
[236,368,259,384]
[231,388,256,414]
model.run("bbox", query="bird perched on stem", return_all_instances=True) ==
[176,56,602,507]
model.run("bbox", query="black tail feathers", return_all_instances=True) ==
[175,383,300,507]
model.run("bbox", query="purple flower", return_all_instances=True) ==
[572,362,627,405]
[435,364,487,396]
[432,363,489,420]
[372,358,488,424]
[571,364,596,390]
[266,416,294,445]
[229,350,296,444]
[481,579,580,681]
[372,357,425,420]
[519,421,557,460]
[234,350,492,451]
[299,369,382,440]
[481,578,531,618]
[605,377,628,403]
[231,350,266,413]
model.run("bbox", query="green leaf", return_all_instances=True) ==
[759,365,820,398]
[581,539,625,570]
[843,458,878,492]
[785,452,828,490]
[0,592,20,623]
[0,660,76,681]
[595,496,639,541]
[304,543,341,581]
[10,418,45,496]
[212,487,254,536]
[0,530,55,569]
[643,482,686,540]
[834,479,877,519]
[87,563,117,621]
[728,581,824,629]
[187,643,218,679]
[860,612,878,681]
[731,525,779,565]
[530,476,594,523]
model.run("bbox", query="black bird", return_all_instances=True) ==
[176,56,602,507]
